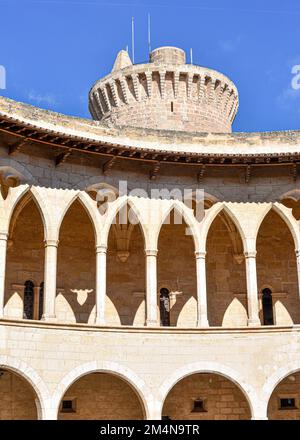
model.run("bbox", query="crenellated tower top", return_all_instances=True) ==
[89,46,239,133]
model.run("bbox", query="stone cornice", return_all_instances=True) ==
[0,317,299,334]
[1,96,300,167]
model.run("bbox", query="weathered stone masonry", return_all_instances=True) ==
[1,46,300,420]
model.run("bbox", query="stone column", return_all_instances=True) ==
[145,249,158,326]
[244,251,260,326]
[43,239,58,321]
[295,250,300,298]
[0,232,8,318]
[195,251,209,327]
[95,245,107,325]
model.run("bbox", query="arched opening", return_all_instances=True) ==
[58,372,145,420]
[162,372,251,420]
[257,210,300,325]
[106,204,145,326]
[268,371,300,419]
[5,197,44,319]
[262,288,274,325]
[0,368,38,419]
[206,212,247,327]
[57,199,96,324]
[160,288,170,326]
[157,210,197,327]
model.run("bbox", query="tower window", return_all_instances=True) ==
[262,288,274,325]
[192,399,206,413]
[160,288,170,326]
[279,398,297,410]
[61,399,76,413]
[171,101,174,112]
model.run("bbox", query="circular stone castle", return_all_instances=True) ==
[89,46,238,133]
[0,46,300,420]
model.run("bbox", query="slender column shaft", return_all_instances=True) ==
[43,239,58,321]
[0,232,8,318]
[95,245,107,325]
[295,250,300,298]
[245,251,260,326]
[145,249,158,326]
[195,251,209,327]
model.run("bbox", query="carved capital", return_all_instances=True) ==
[0,232,8,242]
[244,251,257,259]
[195,251,206,259]
[145,249,158,257]
[44,239,59,248]
[95,245,107,255]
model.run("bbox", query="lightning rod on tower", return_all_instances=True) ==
[131,16,135,64]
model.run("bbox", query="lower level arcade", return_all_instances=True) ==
[1,365,300,420]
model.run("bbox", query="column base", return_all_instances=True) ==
[196,318,209,328]
[95,317,106,326]
[251,416,268,420]
[247,318,261,327]
[42,315,57,323]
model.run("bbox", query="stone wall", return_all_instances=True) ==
[157,218,197,327]
[57,200,96,324]
[257,211,300,325]
[5,200,44,319]
[268,371,300,420]
[58,373,144,420]
[0,370,37,420]
[162,373,251,420]
[206,215,247,327]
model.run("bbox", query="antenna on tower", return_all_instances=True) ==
[148,13,151,54]
[190,48,193,64]
[131,16,135,64]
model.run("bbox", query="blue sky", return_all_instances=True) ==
[0,0,299,132]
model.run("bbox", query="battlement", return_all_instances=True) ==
[89,46,239,133]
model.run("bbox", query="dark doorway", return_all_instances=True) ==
[262,288,274,325]
[160,288,170,326]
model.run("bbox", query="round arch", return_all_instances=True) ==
[52,361,154,420]
[263,361,300,409]
[0,355,51,420]
[158,362,260,419]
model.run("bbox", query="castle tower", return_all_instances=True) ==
[89,46,239,133]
